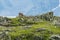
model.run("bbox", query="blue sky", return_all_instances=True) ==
[0,0,59,16]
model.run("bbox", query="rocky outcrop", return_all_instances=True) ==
[40,12,54,21]
[0,17,12,26]
[53,17,60,26]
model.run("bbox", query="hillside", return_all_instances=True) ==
[0,12,60,40]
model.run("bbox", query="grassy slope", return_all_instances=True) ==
[0,21,60,40]
[8,21,60,40]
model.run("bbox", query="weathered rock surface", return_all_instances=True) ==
[49,35,60,40]
[40,12,54,21]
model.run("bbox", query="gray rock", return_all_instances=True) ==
[33,36,43,40]
[0,30,12,40]
[35,28,53,34]
[23,25,32,29]
[40,12,53,21]
[35,28,46,32]
[49,35,60,40]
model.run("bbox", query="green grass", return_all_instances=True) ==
[0,21,60,40]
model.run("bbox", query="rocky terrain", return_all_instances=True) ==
[0,12,60,40]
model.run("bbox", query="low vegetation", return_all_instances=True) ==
[0,12,60,40]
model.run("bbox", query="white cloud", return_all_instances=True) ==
[52,6,59,11]
[4,16,16,18]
